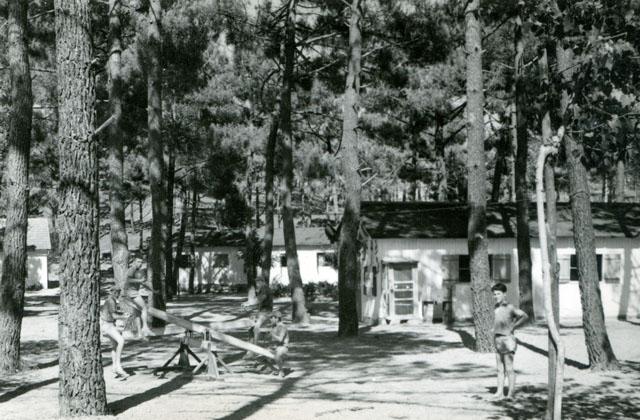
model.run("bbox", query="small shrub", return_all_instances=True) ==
[270,281,290,298]
[317,281,338,300]
[304,283,317,302]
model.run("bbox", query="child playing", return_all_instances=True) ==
[492,283,528,399]
[241,275,273,347]
[269,310,289,377]
[122,259,154,339]
[100,286,129,379]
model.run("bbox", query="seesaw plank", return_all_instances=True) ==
[121,297,275,360]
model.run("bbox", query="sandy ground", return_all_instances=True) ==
[1,289,639,420]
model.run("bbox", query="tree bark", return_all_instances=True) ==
[464,0,494,352]
[0,0,33,374]
[188,189,198,294]
[615,157,625,202]
[337,0,362,337]
[564,135,619,370]
[146,0,166,322]
[107,0,129,294]
[553,5,619,370]
[172,191,188,295]
[54,0,107,414]
[541,47,562,420]
[279,0,309,323]
[261,113,279,282]
[491,132,506,202]
[513,9,534,320]
[536,129,565,420]
[165,146,175,297]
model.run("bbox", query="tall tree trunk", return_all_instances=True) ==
[165,146,175,297]
[553,5,619,370]
[541,47,562,420]
[54,0,107,414]
[188,189,198,294]
[513,8,534,319]
[245,170,257,302]
[138,197,144,249]
[616,157,625,202]
[465,0,494,352]
[564,136,619,370]
[262,113,280,282]
[337,0,362,337]
[146,0,166,322]
[435,121,448,201]
[107,0,129,294]
[172,191,188,295]
[0,0,33,374]
[279,0,309,323]
[491,132,506,202]
[261,113,279,282]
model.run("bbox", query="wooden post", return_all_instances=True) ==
[536,127,566,420]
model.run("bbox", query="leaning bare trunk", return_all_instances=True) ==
[54,0,107,414]
[465,0,493,352]
[0,0,33,374]
[552,10,619,370]
[337,0,362,337]
[147,0,166,322]
[107,0,129,294]
[540,48,562,419]
[536,127,565,420]
[261,113,279,281]
[280,0,309,323]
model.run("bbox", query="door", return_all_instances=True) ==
[388,263,418,319]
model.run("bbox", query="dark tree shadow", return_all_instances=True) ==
[486,381,640,419]
[515,339,589,370]
[449,328,476,351]
[217,376,302,420]
[0,377,58,403]
[108,373,193,415]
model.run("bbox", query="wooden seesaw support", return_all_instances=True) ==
[121,297,275,379]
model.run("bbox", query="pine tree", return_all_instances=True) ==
[54,0,107,414]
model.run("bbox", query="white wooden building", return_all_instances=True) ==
[180,227,337,291]
[358,202,640,324]
[0,218,52,290]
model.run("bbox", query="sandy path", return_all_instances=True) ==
[1,290,639,420]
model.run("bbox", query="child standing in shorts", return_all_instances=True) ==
[492,283,528,399]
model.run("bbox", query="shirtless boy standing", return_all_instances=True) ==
[492,283,528,399]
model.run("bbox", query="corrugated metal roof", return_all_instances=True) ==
[361,202,640,239]
[0,217,51,250]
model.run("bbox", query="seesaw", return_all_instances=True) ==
[121,297,275,379]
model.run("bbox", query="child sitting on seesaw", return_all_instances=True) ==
[269,310,289,377]
[100,286,129,379]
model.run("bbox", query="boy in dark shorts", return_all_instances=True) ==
[492,283,528,399]
[101,286,129,379]
[122,259,154,339]
[269,310,289,377]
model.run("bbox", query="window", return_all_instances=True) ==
[372,266,378,297]
[603,254,622,283]
[490,255,511,282]
[441,255,459,281]
[458,255,470,282]
[558,255,571,283]
[317,252,337,269]
[569,254,602,281]
[213,254,229,268]
[279,254,287,267]
[441,255,469,282]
